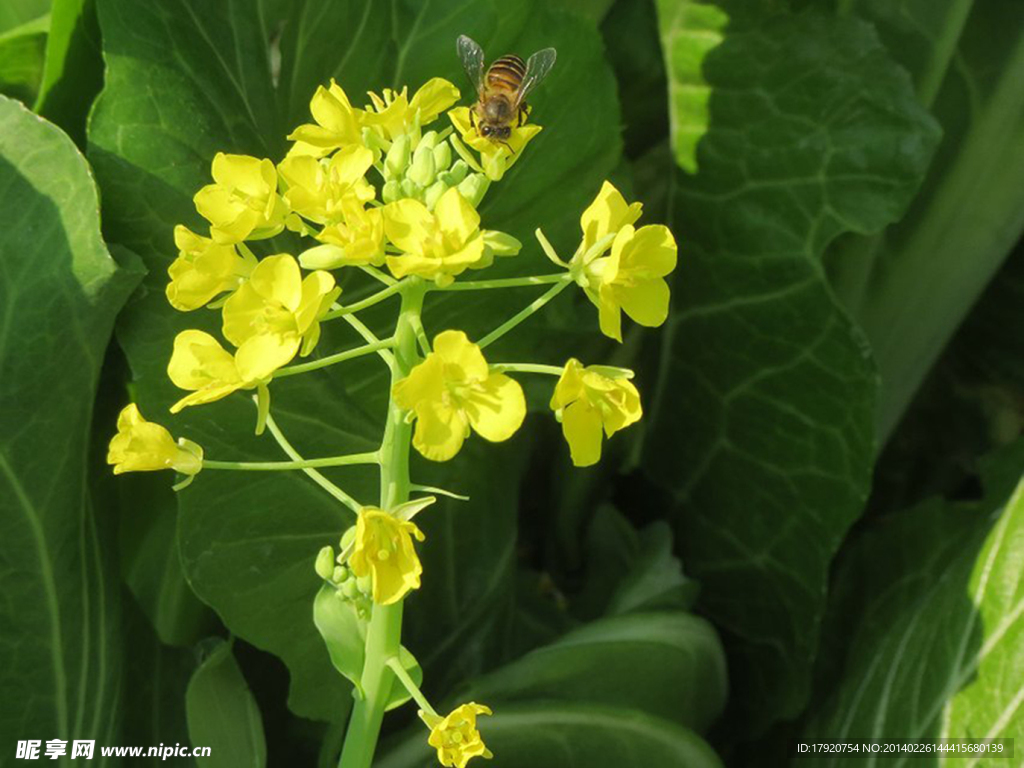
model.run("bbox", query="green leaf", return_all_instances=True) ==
[118,472,218,646]
[313,584,367,696]
[655,0,728,172]
[458,611,728,735]
[0,0,49,30]
[121,597,196,766]
[35,0,105,146]
[801,440,1024,762]
[642,7,939,731]
[378,704,724,768]
[0,94,139,751]
[186,640,267,768]
[828,1,1024,439]
[0,14,48,104]
[88,0,622,722]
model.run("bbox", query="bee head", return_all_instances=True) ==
[480,125,494,138]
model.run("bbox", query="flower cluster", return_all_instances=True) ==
[108,64,678,768]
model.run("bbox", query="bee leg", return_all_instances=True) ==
[502,140,516,156]
[517,104,528,126]
[469,109,477,130]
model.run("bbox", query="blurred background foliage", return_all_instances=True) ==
[1,0,1022,766]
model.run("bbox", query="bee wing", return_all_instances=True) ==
[514,47,557,109]
[457,35,486,97]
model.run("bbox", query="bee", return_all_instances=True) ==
[457,35,557,148]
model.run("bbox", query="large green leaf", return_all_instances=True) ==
[186,640,267,768]
[800,441,1024,765]
[0,94,138,755]
[643,6,939,730]
[0,14,48,104]
[88,0,621,722]
[456,611,727,735]
[35,0,104,146]
[378,703,723,768]
[656,0,728,172]
[828,0,1024,439]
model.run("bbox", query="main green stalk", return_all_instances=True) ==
[338,278,426,768]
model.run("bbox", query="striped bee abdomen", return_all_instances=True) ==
[486,55,526,91]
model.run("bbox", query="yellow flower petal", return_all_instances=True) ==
[580,180,643,253]
[463,373,526,443]
[615,277,671,328]
[166,225,252,310]
[432,330,488,381]
[383,198,437,254]
[235,333,301,381]
[409,78,461,123]
[167,330,241,391]
[413,400,469,462]
[561,400,605,467]
[435,187,480,249]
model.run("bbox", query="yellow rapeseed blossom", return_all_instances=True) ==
[383,187,518,286]
[422,703,493,768]
[362,78,461,141]
[167,330,267,412]
[278,145,375,225]
[193,153,287,244]
[305,197,386,268]
[550,359,642,467]
[348,508,425,605]
[222,254,340,369]
[107,404,203,476]
[287,79,364,157]
[448,106,541,181]
[393,330,525,461]
[166,225,256,311]
[571,181,678,342]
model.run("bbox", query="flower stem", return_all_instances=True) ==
[489,362,564,376]
[274,339,396,378]
[385,657,437,717]
[323,283,403,320]
[264,411,364,513]
[477,279,573,349]
[202,453,379,470]
[338,278,426,768]
[435,273,568,291]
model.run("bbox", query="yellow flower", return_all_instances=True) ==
[303,197,386,268]
[448,106,541,181]
[167,330,269,412]
[393,330,526,461]
[348,508,425,605]
[422,703,493,768]
[193,153,287,244]
[278,146,375,225]
[550,359,642,467]
[222,254,340,369]
[362,78,461,141]
[287,79,364,157]
[107,404,203,476]
[571,182,677,341]
[577,180,643,255]
[383,187,513,286]
[166,225,256,311]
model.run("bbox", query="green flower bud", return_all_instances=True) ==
[424,180,449,210]
[458,173,489,208]
[432,141,452,172]
[382,179,402,204]
[332,565,346,583]
[384,134,411,179]
[340,526,357,551]
[419,130,439,150]
[315,546,335,580]
[408,143,436,186]
[356,573,373,597]
[342,578,360,600]
[401,178,422,200]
